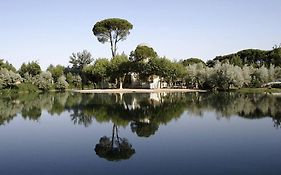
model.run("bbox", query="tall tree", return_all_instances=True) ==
[69,50,93,89]
[83,58,110,88]
[18,61,41,77]
[69,50,93,71]
[47,64,65,82]
[92,18,133,58]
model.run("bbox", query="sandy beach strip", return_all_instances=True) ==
[71,88,207,94]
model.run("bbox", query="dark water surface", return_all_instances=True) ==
[0,92,281,175]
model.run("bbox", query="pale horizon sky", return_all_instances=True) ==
[1,0,281,70]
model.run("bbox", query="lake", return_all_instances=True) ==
[0,92,281,175]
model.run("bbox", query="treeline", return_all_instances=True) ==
[207,46,281,68]
[185,61,281,89]
[1,45,281,92]
[0,46,187,91]
[0,59,71,92]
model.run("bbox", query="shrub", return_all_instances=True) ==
[33,71,53,91]
[0,68,22,89]
[55,75,69,91]
[17,83,39,92]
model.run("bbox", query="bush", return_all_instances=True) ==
[17,83,39,92]
[55,76,69,91]
[0,68,22,89]
[66,73,82,88]
[33,71,53,91]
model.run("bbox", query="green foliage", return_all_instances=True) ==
[0,59,16,72]
[109,54,130,88]
[80,54,130,88]
[0,68,22,89]
[66,72,82,88]
[55,75,69,90]
[229,55,243,67]
[210,63,243,89]
[213,47,281,68]
[186,62,281,90]
[69,50,93,71]
[69,50,93,89]
[185,63,206,88]
[84,58,110,81]
[17,83,39,92]
[143,57,186,85]
[2,43,281,91]
[145,57,172,79]
[206,60,216,67]
[93,18,133,58]
[172,61,187,80]
[47,64,65,82]
[181,58,205,67]
[251,66,268,87]
[110,54,129,78]
[83,58,111,88]
[72,75,82,88]
[33,71,53,91]
[129,45,157,62]
[18,61,41,77]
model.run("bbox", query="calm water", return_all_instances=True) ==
[0,92,281,175]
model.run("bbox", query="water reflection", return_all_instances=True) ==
[1,92,281,130]
[95,124,135,161]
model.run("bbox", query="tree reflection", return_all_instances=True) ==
[130,121,159,137]
[0,96,22,125]
[94,124,135,161]
[22,106,41,121]
[1,91,281,129]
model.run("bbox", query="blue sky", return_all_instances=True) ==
[1,0,281,69]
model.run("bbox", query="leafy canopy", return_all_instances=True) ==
[129,45,157,62]
[69,50,93,71]
[93,18,133,58]
[47,64,65,82]
[18,61,41,77]
[181,58,205,67]
[0,59,16,72]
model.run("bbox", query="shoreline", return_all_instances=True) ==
[71,88,207,94]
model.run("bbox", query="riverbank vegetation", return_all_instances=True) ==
[1,46,281,93]
[1,45,281,93]
[1,18,281,93]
